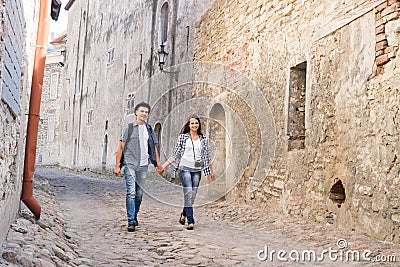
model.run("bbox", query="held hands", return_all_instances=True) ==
[156,165,164,174]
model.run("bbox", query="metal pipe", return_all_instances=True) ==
[21,0,51,220]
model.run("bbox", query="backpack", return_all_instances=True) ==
[119,123,133,169]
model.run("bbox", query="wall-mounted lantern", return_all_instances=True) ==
[51,0,62,21]
[157,43,178,81]
[158,44,168,71]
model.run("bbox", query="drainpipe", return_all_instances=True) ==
[21,0,51,220]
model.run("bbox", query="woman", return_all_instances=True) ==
[161,115,216,230]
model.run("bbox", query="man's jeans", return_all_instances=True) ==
[124,165,148,224]
[179,168,201,225]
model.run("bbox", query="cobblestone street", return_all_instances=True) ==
[1,167,399,266]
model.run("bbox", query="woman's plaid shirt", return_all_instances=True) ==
[171,133,212,176]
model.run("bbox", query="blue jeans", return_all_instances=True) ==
[179,167,201,225]
[124,165,148,224]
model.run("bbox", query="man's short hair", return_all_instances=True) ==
[134,102,151,113]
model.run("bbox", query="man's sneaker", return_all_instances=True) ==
[127,223,135,232]
[134,216,138,226]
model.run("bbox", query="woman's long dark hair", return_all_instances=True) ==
[180,115,203,135]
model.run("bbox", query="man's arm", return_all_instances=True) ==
[114,141,124,176]
[155,145,164,174]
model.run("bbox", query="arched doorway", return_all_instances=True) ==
[208,103,226,200]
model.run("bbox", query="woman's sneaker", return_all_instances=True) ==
[128,222,135,232]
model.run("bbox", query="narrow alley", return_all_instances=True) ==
[1,167,399,266]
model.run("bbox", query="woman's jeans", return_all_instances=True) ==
[179,168,201,224]
[124,165,148,224]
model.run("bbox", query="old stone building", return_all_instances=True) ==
[60,0,215,172]
[194,0,400,242]
[0,0,37,245]
[36,33,66,166]
[61,0,399,242]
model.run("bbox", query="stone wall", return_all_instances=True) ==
[0,0,28,246]
[195,0,400,242]
[60,0,215,173]
[36,62,63,166]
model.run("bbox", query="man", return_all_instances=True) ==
[114,102,163,232]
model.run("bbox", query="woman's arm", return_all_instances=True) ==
[209,162,216,182]
[161,157,175,169]
[161,134,184,169]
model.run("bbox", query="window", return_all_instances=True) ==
[87,110,93,125]
[287,62,307,151]
[160,3,169,44]
[50,73,59,99]
[107,47,115,66]
[47,115,55,142]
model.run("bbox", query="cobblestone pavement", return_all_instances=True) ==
[1,167,400,266]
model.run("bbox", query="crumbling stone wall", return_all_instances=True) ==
[0,0,27,246]
[195,0,400,242]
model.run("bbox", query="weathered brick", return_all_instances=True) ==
[384,11,399,22]
[376,40,388,51]
[382,3,398,16]
[376,49,385,57]
[384,46,394,54]
[376,54,389,65]
[376,2,388,12]
[376,33,387,42]
[376,17,388,26]
[376,11,382,20]
[375,24,385,34]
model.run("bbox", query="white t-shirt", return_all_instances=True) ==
[138,124,149,166]
[179,138,202,169]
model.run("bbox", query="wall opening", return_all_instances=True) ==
[209,103,226,201]
[329,179,346,208]
[287,62,306,151]
[160,2,169,44]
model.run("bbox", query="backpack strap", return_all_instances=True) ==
[124,123,133,151]
[121,123,133,167]
[145,122,157,166]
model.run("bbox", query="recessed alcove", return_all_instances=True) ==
[329,179,346,208]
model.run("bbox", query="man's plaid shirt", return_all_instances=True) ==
[171,133,212,176]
